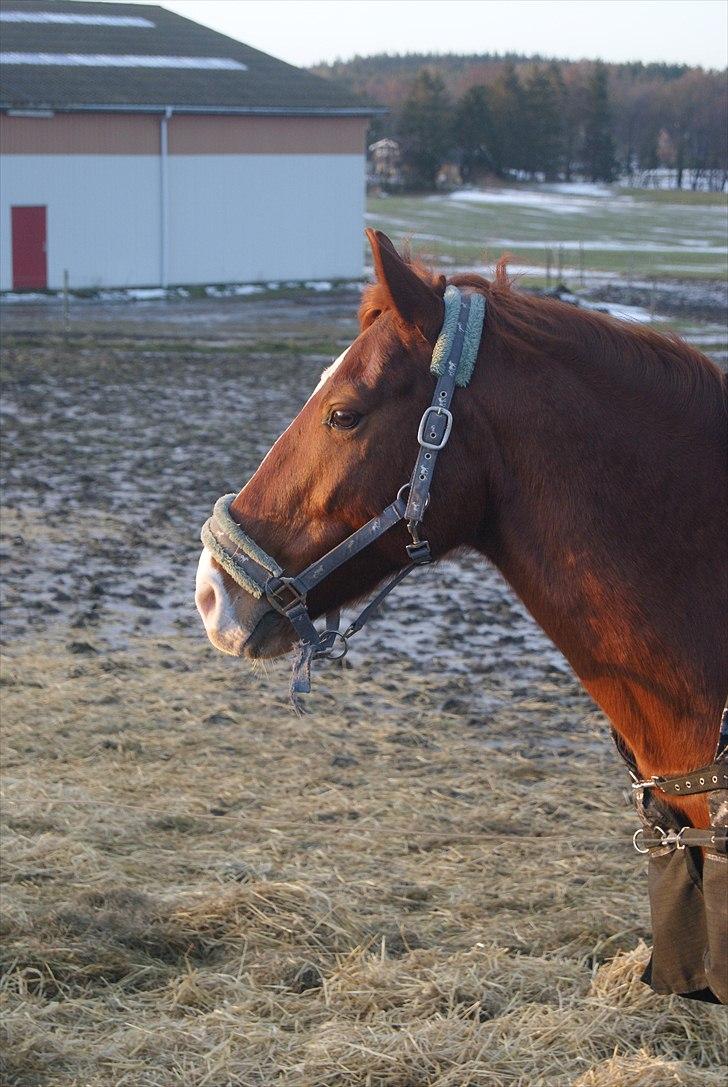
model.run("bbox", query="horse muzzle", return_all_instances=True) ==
[195,548,294,659]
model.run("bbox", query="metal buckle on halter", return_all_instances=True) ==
[265,576,307,615]
[417,406,453,450]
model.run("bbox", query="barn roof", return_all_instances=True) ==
[0,0,378,115]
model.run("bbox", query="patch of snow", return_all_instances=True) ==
[447,190,589,215]
[619,168,727,192]
[126,288,168,301]
[445,186,637,215]
[449,189,584,214]
[543,182,614,198]
[476,262,624,280]
[232,284,264,296]
[390,229,722,254]
[0,291,53,303]
[95,290,129,302]
[580,300,657,324]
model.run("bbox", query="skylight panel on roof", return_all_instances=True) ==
[0,11,155,26]
[0,53,248,70]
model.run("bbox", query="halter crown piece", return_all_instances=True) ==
[201,286,486,710]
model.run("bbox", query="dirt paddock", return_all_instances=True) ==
[1,294,726,1085]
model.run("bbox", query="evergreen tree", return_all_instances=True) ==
[522,65,565,178]
[583,61,616,181]
[397,70,452,189]
[490,61,528,175]
[453,85,495,181]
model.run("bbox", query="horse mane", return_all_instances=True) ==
[361,252,726,410]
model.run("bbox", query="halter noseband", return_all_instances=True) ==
[201,285,486,707]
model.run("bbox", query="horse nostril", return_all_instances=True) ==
[196,582,217,621]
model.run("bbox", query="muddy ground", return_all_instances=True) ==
[1,292,726,1086]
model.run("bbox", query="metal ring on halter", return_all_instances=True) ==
[316,630,349,661]
[397,482,430,511]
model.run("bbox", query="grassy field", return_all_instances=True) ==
[2,292,726,1085]
[3,633,726,1087]
[366,183,728,283]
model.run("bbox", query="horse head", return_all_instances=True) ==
[195,230,492,660]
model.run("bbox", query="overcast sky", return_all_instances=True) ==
[108,0,728,70]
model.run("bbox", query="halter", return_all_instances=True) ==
[201,285,486,707]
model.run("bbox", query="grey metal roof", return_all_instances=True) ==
[0,0,378,114]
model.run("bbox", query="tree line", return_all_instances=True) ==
[313,54,727,191]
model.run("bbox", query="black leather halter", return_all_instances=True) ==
[201,289,483,705]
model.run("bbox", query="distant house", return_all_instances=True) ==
[0,0,380,290]
[368,138,402,186]
[435,162,462,190]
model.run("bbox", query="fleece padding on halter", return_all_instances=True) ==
[201,493,282,599]
[430,285,486,388]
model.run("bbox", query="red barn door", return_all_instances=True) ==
[11,206,47,290]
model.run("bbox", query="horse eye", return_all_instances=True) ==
[329,409,361,430]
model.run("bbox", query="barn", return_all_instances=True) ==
[0,0,377,291]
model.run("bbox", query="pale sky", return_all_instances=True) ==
[100,0,728,70]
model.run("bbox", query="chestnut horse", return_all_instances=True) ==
[196,230,726,992]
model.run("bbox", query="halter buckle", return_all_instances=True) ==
[265,576,307,615]
[417,406,453,450]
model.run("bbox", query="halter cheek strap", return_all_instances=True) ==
[201,285,486,709]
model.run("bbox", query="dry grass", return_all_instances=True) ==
[2,316,725,1084]
[2,633,725,1087]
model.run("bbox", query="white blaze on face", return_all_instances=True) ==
[312,344,351,398]
[239,343,354,489]
[196,342,355,651]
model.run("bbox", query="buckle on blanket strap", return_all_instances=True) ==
[632,825,728,854]
[630,763,728,795]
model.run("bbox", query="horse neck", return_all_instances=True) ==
[471,313,727,818]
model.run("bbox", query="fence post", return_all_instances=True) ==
[62,269,70,340]
[545,249,552,290]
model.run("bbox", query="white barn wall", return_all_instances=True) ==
[0,154,162,290]
[168,154,364,284]
[0,112,369,289]
[1,144,366,289]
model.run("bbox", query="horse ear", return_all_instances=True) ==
[366,229,445,341]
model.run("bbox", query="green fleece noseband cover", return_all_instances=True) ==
[201,493,282,598]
